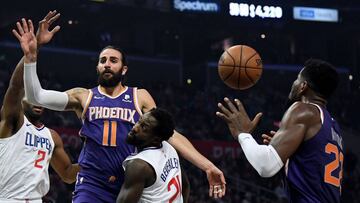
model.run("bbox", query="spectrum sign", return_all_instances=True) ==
[173,0,220,12]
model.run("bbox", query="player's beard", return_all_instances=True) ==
[286,88,301,109]
[126,131,142,146]
[97,69,123,87]
[23,106,42,121]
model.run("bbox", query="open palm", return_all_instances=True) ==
[12,18,37,57]
[36,10,61,45]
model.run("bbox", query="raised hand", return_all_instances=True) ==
[12,18,37,63]
[36,10,61,46]
[207,165,226,198]
[262,130,276,145]
[216,97,262,140]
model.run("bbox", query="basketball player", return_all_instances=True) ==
[216,59,343,202]
[0,12,79,202]
[21,19,225,202]
[117,108,188,203]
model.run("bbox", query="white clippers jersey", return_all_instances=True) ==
[0,116,54,202]
[123,141,183,203]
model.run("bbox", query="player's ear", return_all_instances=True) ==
[122,66,128,75]
[300,81,309,92]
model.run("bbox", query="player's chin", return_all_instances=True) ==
[126,133,136,145]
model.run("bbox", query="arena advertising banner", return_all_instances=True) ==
[172,0,284,19]
[173,0,220,12]
[172,1,341,24]
[293,6,338,22]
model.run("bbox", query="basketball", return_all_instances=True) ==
[218,45,263,90]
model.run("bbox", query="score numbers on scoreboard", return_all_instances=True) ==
[229,2,283,19]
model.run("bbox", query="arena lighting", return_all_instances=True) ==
[229,2,283,19]
[173,0,220,12]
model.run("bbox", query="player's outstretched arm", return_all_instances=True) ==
[117,159,153,203]
[1,12,61,138]
[168,131,226,198]
[137,88,226,198]
[0,56,25,138]
[1,18,37,138]
[22,11,87,115]
[50,129,80,184]
[217,98,313,177]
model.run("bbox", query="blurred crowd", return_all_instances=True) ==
[0,58,359,202]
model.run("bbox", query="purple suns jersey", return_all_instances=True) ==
[285,103,343,203]
[76,86,142,200]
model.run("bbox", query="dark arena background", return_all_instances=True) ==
[1,0,359,202]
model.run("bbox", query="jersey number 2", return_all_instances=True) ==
[102,120,117,146]
[168,175,181,203]
[324,143,343,189]
[34,150,46,169]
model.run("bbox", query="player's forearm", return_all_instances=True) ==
[23,62,68,110]
[9,57,25,89]
[169,131,214,171]
[61,164,80,184]
[238,133,284,177]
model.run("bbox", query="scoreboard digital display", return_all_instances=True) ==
[229,2,283,19]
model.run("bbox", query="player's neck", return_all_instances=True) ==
[302,95,327,107]
[27,117,43,128]
[99,84,126,97]
[138,143,163,152]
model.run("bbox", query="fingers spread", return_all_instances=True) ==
[48,13,60,25]
[44,10,56,21]
[50,25,61,34]
[16,22,24,35]
[215,111,230,122]
[21,18,28,33]
[28,19,34,33]
[224,97,238,113]
[217,102,232,116]
[12,29,21,40]
[251,112,263,127]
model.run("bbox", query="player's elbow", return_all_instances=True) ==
[60,175,76,184]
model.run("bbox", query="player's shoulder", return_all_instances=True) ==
[126,158,153,174]
[136,88,156,112]
[287,102,320,122]
[136,88,151,97]
[66,87,90,97]
[47,128,62,146]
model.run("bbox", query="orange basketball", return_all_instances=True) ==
[218,45,263,90]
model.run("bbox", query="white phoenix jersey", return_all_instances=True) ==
[123,141,183,203]
[0,116,54,202]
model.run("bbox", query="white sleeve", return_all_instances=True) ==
[24,62,69,111]
[237,133,284,177]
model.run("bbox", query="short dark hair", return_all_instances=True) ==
[149,108,175,141]
[301,59,339,99]
[100,45,128,66]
